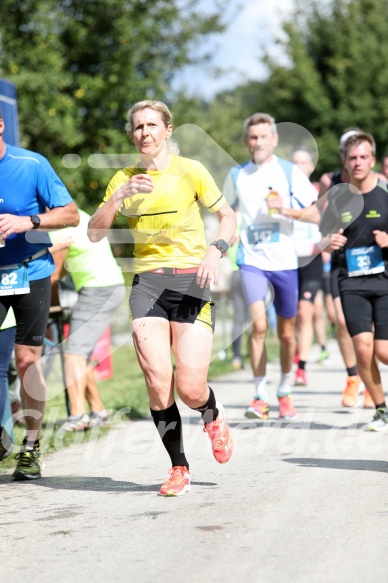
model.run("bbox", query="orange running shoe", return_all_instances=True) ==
[203,403,234,464]
[294,368,307,386]
[363,389,374,409]
[278,395,297,420]
[159,466,191,497]
[245,399,270,420]
[341,376,362,407]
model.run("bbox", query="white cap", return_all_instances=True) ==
[339,130,360,151]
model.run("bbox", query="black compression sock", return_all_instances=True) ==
[375,402,387,410]
[298,360,306,371]
[191,386,219,424]
[151,402,189,469]
[347,366,358,377]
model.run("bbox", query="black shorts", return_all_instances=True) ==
[0,277,51,346]
[297,255,323,303]
[330,267,341,300]
[129,272,215,333]
[340,289,388,339]
[322,271,331,297]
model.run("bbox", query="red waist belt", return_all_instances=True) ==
[148,267,199,275]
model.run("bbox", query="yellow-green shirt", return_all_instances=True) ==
[102,155,226,273]
[0,307,16,330]
[49,210,124,291]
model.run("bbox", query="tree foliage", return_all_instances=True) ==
[196,0,388,176]
[0,0,228,211]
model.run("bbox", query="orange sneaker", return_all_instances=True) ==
[294,368,307,386]
[341,376,362,407]
[159,466,191,497]
[278,395,297,420]
[363,389,374,409]
[203,403,234,464]
[245,399,270,420]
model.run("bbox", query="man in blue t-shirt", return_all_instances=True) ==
[0,110,79,479]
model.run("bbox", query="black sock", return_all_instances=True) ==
[22,437,40,450]
[298,360,306,371]
[191,386,219,424]
[347,366,357,377]
[151,402,189,469]
[320,345,326,351]
[375,402,387,410]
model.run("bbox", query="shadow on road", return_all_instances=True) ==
[283,458,388,473]
[0,474,218,493]
[0,475,218,492]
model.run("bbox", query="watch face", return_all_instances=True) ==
[30,215,40,229]
[217,239,229,252]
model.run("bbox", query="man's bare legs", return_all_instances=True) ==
[84,367,104,413]
[333,297,363,406]
[62,353,108,430]
[16,344,46,443]
[295,300,314,384]
[245,301,297,419]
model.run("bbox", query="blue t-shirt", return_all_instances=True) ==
[0,144,74,280]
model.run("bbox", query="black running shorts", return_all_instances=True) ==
[129,272,215,333]
[0,277,51,346]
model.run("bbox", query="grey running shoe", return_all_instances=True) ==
[365,408,388,432]
[59,414,90,432]
[89,410,110,428]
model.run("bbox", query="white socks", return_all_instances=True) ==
[253,376,269,402]
[277,372,292,397]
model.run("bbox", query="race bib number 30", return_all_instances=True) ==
[247,222,280,246]
[0,264,30,295]
[345,246,385,277]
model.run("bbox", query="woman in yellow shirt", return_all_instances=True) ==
[88,100,236,496]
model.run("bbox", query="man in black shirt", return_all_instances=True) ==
[322,132,388,431]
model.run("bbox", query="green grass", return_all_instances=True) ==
[1,330,280,472]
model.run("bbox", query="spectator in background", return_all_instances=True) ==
[0,110,79,479]
[49,209,125,432]
[291,147,329,385]
[225,213,249,369]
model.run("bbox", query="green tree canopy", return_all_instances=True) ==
[261,0,388,172]
[194,0,388,176]
[0,0,228,211]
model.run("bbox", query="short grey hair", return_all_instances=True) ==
[243,112,276,136]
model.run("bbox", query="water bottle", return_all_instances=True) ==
[266,186,278,216]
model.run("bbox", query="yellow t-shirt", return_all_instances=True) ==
[102,155,226,273]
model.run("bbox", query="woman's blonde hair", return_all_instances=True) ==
[125,100,173,134]
[125,100,179,154]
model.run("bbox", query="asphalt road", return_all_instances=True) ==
[1,340,387,583]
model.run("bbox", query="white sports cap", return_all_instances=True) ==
[339,130,360,151]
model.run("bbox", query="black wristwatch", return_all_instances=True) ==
[30,215,41,230]
[210,239,229,257]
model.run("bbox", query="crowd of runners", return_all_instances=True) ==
[1,101,388,497]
